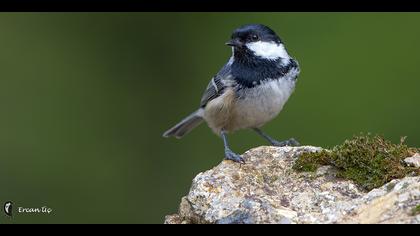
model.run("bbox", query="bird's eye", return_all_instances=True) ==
[251,34,259,41]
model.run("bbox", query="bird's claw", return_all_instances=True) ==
[224,149,245,164]
[272,138,300,147]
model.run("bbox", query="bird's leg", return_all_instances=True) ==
[221,130,245,164]
[253,128,300,147]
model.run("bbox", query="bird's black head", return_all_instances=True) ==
[227,24,282,47]
[226,24,289,63]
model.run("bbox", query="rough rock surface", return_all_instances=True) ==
[165,146,420,224]
[405,153,420,168]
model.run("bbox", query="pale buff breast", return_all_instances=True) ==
[203,78,295,135]
[230,78,295,131]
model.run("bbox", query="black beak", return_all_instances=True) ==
[225,39,242,47]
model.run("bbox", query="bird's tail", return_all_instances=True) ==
[162,109,204,139]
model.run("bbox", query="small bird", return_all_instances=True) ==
[163,24,300,163]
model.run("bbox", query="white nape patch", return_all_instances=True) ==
[246,41,290,62]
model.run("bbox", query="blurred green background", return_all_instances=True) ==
[0,13,419,224]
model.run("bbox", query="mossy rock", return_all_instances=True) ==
[412,205,420,216]
[293,134,419,191]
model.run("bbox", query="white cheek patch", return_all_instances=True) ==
[246,41,290,61]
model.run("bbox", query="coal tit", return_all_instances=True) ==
[163,24,300,163]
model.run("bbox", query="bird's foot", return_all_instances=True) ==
[224,149,245,164]
[271,138,300,147]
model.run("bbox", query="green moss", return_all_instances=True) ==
[386,182,396,192]
[293,134,419,191]
[411,205,420,216]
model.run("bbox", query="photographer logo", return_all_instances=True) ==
[3,201,53,218]
[4,201,13,217]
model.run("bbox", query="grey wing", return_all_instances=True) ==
[199,65,234,108]
[199,76,225,107]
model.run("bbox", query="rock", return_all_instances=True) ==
[165,146,420,224]
[405,153,420,168]
[339,177,420,224]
